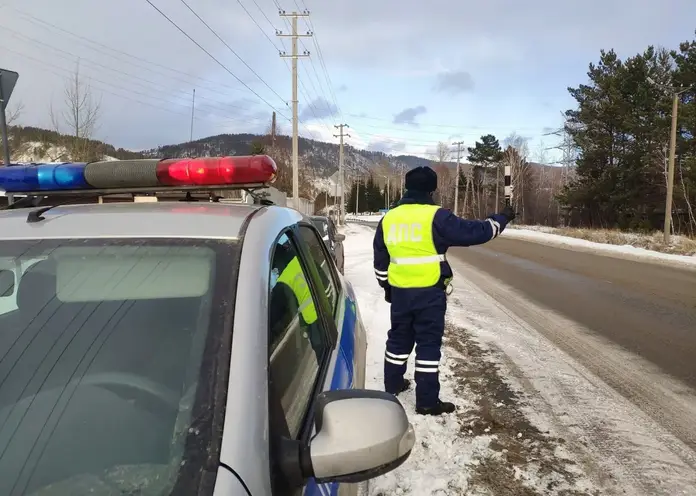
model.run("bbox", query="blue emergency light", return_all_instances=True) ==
[0,156,277,193]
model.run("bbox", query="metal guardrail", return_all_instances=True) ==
[345,217,379,228]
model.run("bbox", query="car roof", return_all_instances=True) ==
[309,215,328,221]
[0,201,271,240]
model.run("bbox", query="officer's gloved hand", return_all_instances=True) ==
[384,285,392,303]
[499,205,516,222]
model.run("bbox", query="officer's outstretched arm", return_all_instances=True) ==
[373,220,390,288]
[433,209,509,247]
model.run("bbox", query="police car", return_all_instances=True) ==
[0,156,415,496]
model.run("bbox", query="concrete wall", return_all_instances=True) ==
[287,197,315,216]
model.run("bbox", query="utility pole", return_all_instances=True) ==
[333,123,350,224]
[278,10,312,209]
[355,175,360,214]
[452,141,464,215]
[271,111,276,147]
[189,89,195,142]
[645,76,692,243]
[664,91,680,244]
[400,163,405,198]
[1,68,19,206]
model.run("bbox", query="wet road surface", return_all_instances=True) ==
[449,238,696,389]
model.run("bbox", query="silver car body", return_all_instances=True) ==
[0,202,370,495]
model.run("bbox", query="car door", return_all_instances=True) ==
[296,224,362,496]
[267,226,342,496]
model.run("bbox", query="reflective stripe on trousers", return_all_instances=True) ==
[384,286,447,409]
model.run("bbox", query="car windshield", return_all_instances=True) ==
[0,238,237,496]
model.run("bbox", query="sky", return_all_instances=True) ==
[1,0,695,161]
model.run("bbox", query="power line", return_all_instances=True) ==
[3,27,256,115]
[293,0,343,121]
[3,47,270,128]
[350,128,514,148]
[306,21,343,121]
[345,112,550,132]
[143,0,290,120]
[275,1,340,124]
[176,0,287,106]
[352,120,546,138]
[234,0,333,136]
[235,0,281,50]
[6,7,252,97]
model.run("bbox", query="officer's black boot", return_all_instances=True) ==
[388,378,410,396]
[416,399,456,416]
[397,378,411,395]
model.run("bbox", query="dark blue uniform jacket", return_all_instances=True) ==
[373,191,509,289]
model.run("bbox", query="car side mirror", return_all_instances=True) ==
[273,390,415,490]
[310,389,415,483]
[334,233,345,242]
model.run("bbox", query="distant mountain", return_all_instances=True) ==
[143,133,436,177]
[4,126,144,164]
[5,126,559,186]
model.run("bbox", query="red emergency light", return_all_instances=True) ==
[157,156,277,186]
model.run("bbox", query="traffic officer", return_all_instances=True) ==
[373,166,515,415]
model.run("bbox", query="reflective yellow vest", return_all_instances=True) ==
[277,256,318,324]
[382,204,445,288]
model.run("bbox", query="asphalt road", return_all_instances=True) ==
[449,238,696,452]
[450,238,696,388]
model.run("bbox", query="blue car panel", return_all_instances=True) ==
[304,281,361,496]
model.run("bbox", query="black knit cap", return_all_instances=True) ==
[404,166,438,193]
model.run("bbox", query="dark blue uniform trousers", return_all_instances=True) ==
[384,286,446,409]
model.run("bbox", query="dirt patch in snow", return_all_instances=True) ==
[445,325,600,496]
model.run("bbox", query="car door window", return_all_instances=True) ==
[269,232,330,438]
[299,226,338,315]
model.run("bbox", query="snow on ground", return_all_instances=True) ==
[502,227,696,266]
[9,141,118,164]
[346,213,384,223]
[343,223,607,495]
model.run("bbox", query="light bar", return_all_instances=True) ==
[0,156,277,193]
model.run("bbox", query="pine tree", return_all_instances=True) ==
[467,135,503,216]
[560,47,686,230]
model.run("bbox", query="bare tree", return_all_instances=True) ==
[435,141,450,164]
[502,133,531,222]
[50,61,102,161]
[6,102,24,125]
[534,140,549,165]
[430,142,455,208]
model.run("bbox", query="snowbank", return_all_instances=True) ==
[346,213,384,222]
[503,227,696,268]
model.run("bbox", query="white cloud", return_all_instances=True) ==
[1,0,694,155]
